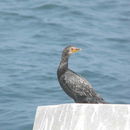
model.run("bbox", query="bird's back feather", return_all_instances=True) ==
[59,69,106,103]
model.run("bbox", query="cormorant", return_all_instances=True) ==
[57,45,106,103]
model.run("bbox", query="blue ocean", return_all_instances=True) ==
[0,0,130,130]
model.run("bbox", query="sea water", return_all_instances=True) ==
[0,0,130,130]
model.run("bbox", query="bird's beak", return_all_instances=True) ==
[71,47,81,53]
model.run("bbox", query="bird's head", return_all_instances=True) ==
[62,45,81,57]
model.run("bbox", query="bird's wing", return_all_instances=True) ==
[61,70,98,98]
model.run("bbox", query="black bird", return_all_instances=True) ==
[57,45,106,103]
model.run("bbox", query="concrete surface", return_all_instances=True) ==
[33,103,130,130]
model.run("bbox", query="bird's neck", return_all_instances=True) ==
[58,55,69,76]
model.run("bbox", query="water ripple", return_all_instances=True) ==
[0,0,130,130]
[33,3,69,10]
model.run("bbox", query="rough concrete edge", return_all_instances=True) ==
[36,103,130,109]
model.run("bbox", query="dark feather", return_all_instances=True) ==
[59,69,106,103]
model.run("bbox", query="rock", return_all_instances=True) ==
[33,103,130,130]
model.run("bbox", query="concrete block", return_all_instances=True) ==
[33,103,130,130]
